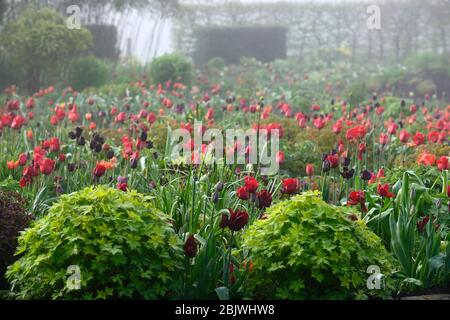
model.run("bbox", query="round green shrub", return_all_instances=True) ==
[68,56,110,91]
[242,191,397,300]
[6,186,184,300]
[149,54,193,86]
[0,190,32,290]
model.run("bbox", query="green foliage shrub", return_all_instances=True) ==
[0,190,32,290]
[68,56,111,91]
[242,191,397,300]
[6,186,184,300]
[149,54,193,86]
[0,54,20,90]
[0,8,92,92]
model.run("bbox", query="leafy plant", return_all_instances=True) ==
[242,191,397,300]
[0,7,92,92]
[6,186,184,300]
[68,56,111,91]
[149,54,193,86]
[387,171,450,292]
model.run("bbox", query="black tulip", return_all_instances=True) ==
[130,158,138,169]
[361,170,372,181]
[75,127,83,138]
[140,131,148,142]
[77,136,86,146]
[106,150,115,159]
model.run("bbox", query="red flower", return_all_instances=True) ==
[387,122,398,135]
[306,164,314,177]
[437,156,449,171]
[379,133,389,145]
[332,121,342,134]
[68,106,80,123]
[18,153,28,166]
[147,112,157,124]
[428,131,439,143]
[256,190,273,209]
[49,137,60,152]
[40,158,55,175]
[115,112,127,123]
[26,97,35,109]
[377,184,395,198]
[221,209,249,231]
[413,132,425,146]
[117,183,128,192]
[348,191,367,212]
[236,187,250,200]
[93,163,107,178]
[313,117,325,130]
[282,178,300,195]
[276,151,285,164]
[417,216,430,232]
[326,154,339,168]
[184,235,198,258]
[244,176,259,193]
[417,153,436,167]
[346,126,367,140]
[399,130,410,144]
[11,115,26,129]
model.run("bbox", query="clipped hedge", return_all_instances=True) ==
[194,26,287,65]
[242,191,397,300]
[6,186,184,300]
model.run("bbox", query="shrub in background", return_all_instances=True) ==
[149,54,193,87]
[0,54,20,91]
[6,186,184,300]
[68,56,111,91]
[242,191,397,300]
[0,190,32,290]
[0,7,92,92]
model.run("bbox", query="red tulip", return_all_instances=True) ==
[256,190,272,209]
[40,158,55,175]
[244,176,259,193]
[399,130,410,144]
[326,154,339,168]
[11,115,26,129]
[417,153,436,167]
[437,156,449,171]
[236,187,250,200]
[417,216,429,232]
[49,137,60,152]
[413,132,425,146]
[93,163,107,178]
[282,178,300,195]
[348,191,367,212]
[377,184,395,198]
[428,131,439,144]
[306,164,314,177]
[387,122,398,135]
[276,151,285,164]
[184,235,198,258]
[379,133,389,145]
[26,97,35,109]
[221,209,249,232]
[18,153,28,166]
[346,126,367,140]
